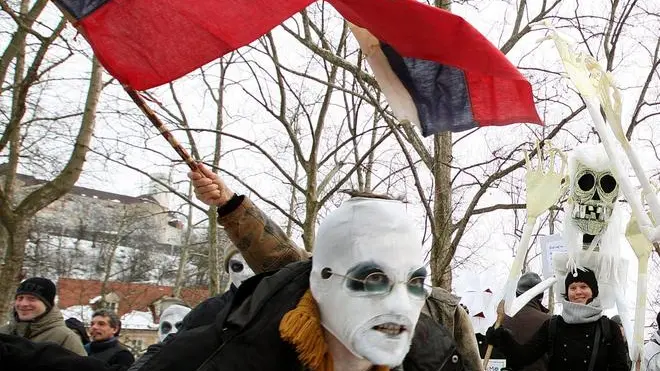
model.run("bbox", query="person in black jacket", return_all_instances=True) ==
[132,194,442,371]
[127,250,254,371]
[486,267,628,371]
[86,309,134,370]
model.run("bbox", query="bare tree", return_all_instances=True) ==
[0,1,104,317]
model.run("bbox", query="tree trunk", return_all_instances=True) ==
[206,57,231,296]
[0,221,29,320]
[427,0,454,290]
[302,170,319,252]
[302,200,318,252]
[207,208,221,296]
[0,56,102,316]
[174,182,195,297]
[430,132,453,289]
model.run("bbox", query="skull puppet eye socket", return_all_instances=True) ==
[175,321,183,330]
[599,174,617,193]
[578,172,595,192]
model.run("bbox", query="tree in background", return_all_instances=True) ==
[0,0,104,319]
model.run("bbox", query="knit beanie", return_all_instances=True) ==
[564,267,599,299]
[516,272,543,298]
[223,248,240,273]
[16,277,56,309]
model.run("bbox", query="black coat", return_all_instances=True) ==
[87,337,134,370]
[136,260,464,371]
[500,300,551,371]
[127,286,238,371]
[0,333,119,371]
[496,315,628,371]
[136,261,310,371]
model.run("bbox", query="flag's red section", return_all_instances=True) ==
[78,0,313,90]
[329,0,542,126]
[76,0,540,127]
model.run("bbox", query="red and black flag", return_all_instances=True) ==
[54,0,542,136]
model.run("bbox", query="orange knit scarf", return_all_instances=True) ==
[279,289,389,371]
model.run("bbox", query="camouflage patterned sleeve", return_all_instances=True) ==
[217,195,309,274]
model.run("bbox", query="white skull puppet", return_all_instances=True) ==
[158,304,191,342]
[225,250,255,288]
[553,144,629,309]
[309,197,428,367]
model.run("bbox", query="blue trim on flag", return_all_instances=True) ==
[54,0,110,20]
[380,43,477,135]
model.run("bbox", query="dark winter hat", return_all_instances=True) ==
[223,248,241,273]
[516,272,542,297]
[564,267,599,299]
[15,277,56,309]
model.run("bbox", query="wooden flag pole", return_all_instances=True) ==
[483,300,505,369]
[52,6,200,173]
[123,85,199,172]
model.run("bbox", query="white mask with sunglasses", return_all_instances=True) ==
[228,253,255,288]
[310,197,428,367]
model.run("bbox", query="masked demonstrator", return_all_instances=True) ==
[224,248,255,289]
[135,195,436,371]
[158,304,191,343]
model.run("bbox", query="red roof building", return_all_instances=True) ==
[57,277,209,318]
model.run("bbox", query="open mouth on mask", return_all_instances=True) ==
[572,202,611,222]
[372,322,408,337]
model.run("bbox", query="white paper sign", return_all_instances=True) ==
[540,234,566,278]
[484,359,507,371]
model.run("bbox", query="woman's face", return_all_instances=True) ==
[567,282,593,304]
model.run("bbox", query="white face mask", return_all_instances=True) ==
[158,304,191,342]
[228,253,254,288]
[310,197,427,367]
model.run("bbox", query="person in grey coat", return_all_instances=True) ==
[0,277,86,356]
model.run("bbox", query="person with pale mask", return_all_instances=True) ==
[224,248,255,288]
[158,304,192,343]
[304,196,429,368]
[124,163,477,371]
[128,251,254,370]
[486,268,628,371]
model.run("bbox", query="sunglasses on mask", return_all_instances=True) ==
[230,261,244,273]
[321,267,431,299]
[160,320,184,335]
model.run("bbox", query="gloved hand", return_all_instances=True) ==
[485,326,509,347]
